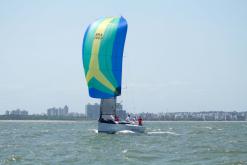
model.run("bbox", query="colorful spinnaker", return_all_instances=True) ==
[82,16,128,98]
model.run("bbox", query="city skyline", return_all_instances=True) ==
[1,103,246,116]
[2,103,247,121]
[1,0,247,114]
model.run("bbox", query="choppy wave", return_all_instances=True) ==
[88,129,98,134]
[0,154,22,164]
[116,130,135,134]
[204,126,213,129]
[147,131,180,136]
[1,121,247,165]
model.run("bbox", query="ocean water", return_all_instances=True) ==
[0,121,247,165]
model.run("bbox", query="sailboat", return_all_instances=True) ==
[82,16,145,133]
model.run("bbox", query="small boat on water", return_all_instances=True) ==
[97,98,145,133]
[82,16,145,133]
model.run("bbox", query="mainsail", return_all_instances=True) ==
[100,98,116,118]
[82,16,128,99]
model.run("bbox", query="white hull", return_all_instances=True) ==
[98,122,145,133]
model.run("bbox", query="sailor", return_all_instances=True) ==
[138,116,143,126]
[125,114,130,122]
[108,115,115,123]
[115,115,120,122]
[132,116,136,122]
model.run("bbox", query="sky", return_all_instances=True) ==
[0,0,247,114]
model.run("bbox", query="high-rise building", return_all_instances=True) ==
[85,103,100,120]
[5,110,9,115]
[7,109,28,115]
[47,105,69,116]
